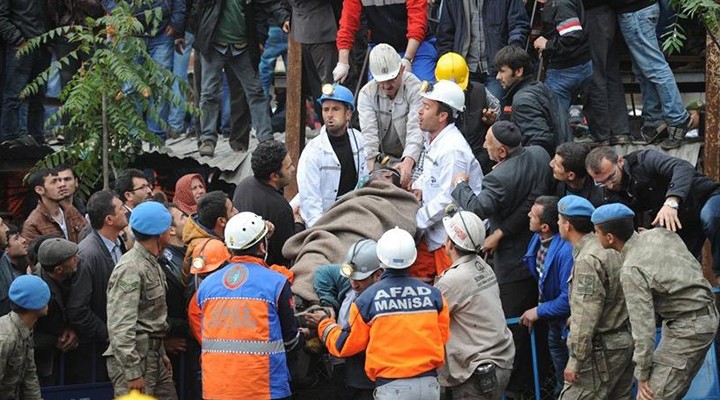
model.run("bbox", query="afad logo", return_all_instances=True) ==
[223,264,249,290]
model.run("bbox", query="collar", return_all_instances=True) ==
[376,75,407,102]
[98,232,121,250]
[503,76,534,101]
[426,123,457,147]
[573,232,595,255]
[134,242,161,263]
[256,177,283,194]
[9,312,32,340]
[621,232,640,257]
[445,254,477,273]
[540,236,554,246]
[229,255,267,267]
[35,199,64,220]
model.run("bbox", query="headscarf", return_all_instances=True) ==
[174,173,204,215]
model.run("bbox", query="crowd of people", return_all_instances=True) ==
[0,0,717,398]
[0,0,707,157]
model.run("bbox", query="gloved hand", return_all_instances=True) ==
[333,62,350,83]
[401,57,413,74]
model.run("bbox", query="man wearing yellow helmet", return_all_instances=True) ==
[435,53,500,174]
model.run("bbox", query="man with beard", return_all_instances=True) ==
[23,168,86,243]
[297,84,367,227]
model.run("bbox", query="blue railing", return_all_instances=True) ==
[504,317,542,400]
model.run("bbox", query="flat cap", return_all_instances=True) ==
[591,203,635,224]
[558,195,595,218]
[9,275,50,310]
[39,238,78,267]
[130,201,172,235]
[491,121,522,147]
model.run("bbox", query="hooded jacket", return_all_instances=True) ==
[181,215,219,286]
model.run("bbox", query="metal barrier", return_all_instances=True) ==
[504,316,542,400]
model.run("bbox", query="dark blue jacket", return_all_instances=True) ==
[101,0,186,37]
[435,0,529,75]
[523,233,573,322]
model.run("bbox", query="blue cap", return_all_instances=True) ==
[591,203,635,224]
[558,195,595,218]
[129,201,172,235]
[318,83,355,111]
[9,275,50,310]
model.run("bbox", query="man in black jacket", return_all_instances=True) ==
[533,0,592,111]
[435,0,529,99]
[586,146,720,274]
[550,142,613,207]
[0,0,51,143]
[193,0,290,157]
[452,120,553,395]
[494,45,571,156]
[233,140,304,266]
[66,190,127,383]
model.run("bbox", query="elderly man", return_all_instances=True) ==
[357,44,424,187]
[412,80,483,281]
[452,120,552,395]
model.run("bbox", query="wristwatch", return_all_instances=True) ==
[664,199,679,209]
[454,177,468,187]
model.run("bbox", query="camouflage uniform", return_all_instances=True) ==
[621,229,718,400]
[0,312,42,400]
[559,234,633,400]
[104,244,178,399]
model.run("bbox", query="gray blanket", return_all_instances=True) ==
[283,180,420,302]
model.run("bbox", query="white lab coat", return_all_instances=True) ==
[412,123,483,251]
[297,126,368,227]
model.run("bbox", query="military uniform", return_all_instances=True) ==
[621,229,718,399]
[0,312,42,400]
[105,244,178,398]
[560,234,633,400]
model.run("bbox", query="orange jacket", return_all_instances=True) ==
[318,270,450,381]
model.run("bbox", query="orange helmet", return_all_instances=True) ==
[190,238,230,275]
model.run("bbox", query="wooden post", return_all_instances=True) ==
[703,29,719,281]
[285,35,303,201]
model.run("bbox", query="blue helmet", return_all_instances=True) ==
[317,83,355,111]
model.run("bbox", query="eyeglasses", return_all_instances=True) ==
[593,167,618,187]
[130,184,153,192]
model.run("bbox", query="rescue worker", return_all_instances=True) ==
[194,212,302,400]
[317,227,450,400]
[307,239,384,399]
[412,80,483,281]
[434,52,500,174]
[187,238,231,341]
[104,201,178,398]
[557,195,633,400]
[436,207,515,399]
[297,84,367,227]
[0,275,49,399]
[357,44,423,187]
[592,203,719,400]
[114,390,157,400]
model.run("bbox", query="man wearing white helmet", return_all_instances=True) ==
[357,43,424,187]
[317,227,450,400]
[194,212,302,400]
[411,80,483,282]
[435,206,514,399]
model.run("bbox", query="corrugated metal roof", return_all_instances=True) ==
[610,141,703,167]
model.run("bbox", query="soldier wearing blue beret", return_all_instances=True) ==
[592,203,718,400]
[0,275,50,398]
[557,197,633,399]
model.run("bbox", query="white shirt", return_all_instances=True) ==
[412,123,483,251]
[296,126,368,227]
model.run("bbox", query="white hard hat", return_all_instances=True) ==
[224,212,268,250]
[369,43,402,82]
[421,80,466,115]
[442,207,485,253]
[376,227,417,269]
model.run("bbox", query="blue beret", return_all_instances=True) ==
[591,203,635,224]
[9,275,50,310]
[558,195,595,218]
[129,201,172,235]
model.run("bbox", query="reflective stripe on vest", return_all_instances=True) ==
[202,338,285,355]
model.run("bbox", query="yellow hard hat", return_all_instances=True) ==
[115,390,157,400]
[435,53,470,90]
